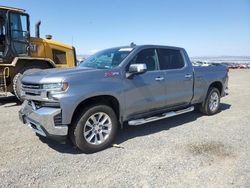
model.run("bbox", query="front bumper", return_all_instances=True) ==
[19,100,68,140]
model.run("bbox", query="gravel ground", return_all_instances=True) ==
[0,69,250,188]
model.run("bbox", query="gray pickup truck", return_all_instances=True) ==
[19,45,228,153]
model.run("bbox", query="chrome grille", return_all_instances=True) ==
[22,82,42,96]
[22,82,41,90]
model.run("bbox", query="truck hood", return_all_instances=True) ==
[22,67,100,84]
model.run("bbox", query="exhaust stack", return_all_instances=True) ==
[35,20,41,38]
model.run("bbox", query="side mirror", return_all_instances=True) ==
[126,64,147,79]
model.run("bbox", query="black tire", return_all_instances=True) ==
[199,87,221,115]
[69,104,118,153]
[13,72,23,101]
[13,68,42,101]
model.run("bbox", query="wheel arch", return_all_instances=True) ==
[12,57,56,73]
[71,95,121,126]
[208,81,223,95]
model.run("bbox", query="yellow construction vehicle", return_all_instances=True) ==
[0,6,77,100]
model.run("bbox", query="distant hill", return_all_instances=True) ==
[190,56,250,64]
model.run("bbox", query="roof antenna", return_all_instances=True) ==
[130,42,136,47]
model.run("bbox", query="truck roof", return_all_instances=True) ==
[135,44,184,50]
[117,44,184,51]
[0,6,26,13]
[102,45,184,55]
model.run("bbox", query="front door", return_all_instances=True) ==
[124,48,167,118]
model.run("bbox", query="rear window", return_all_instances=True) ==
[157,49,184,70]
[52,49,66,64]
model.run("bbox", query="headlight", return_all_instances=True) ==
[42,82,69,92]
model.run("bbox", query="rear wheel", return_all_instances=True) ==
[70,104,118,153]
[13,68,42,101]
[199,87,220,115]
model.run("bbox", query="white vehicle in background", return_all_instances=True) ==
[192,61,210,67]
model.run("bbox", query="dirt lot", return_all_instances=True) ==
[0,70,250,187]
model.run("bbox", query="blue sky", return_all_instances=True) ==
[2,0,250,56]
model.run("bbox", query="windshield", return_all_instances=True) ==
[79,47,133,69]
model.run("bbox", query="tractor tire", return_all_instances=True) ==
[13,68,42,101]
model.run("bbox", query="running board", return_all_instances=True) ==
[128,106,194,126]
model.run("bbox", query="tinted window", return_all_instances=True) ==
[10,13,28,40]
[157,49,184,70]
[10,13,29,55]
[130,49,158,71]
[0,14,5,56]
[53,50,66,64]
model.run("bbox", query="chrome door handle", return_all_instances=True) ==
[155,77,165,81]
[185,74,192,78]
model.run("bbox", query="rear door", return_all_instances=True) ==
[124,48,167,116]
[157,48,193,107]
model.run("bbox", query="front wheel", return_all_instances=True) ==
[70,104,118,153]
[199,87,221,115]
